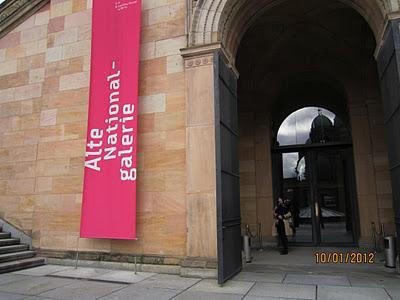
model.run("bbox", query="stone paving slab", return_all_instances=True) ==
[188,279,254,295]
[20,297,55,300]
[317,285,391,300]
[386,288,400,300]
[244,297,304,300]
[13,265,72,277]
[347,275,381,287]
[93,270,156,283]
[173,291,243,299]
[244,264,284,273]
[0,291,26,300]
[0,274,29,286]
[50,267,112,279]
[233,271,284,283]
[39,280,125,300]
[21,297,55,300]
[0,264,397,300]
[349,274,400,288]
[377,277,400,289]
[100,286,181,300]
[248,282,315,299]
[284,274,350,286]
[0,276,74,296]
[133,274,200,290]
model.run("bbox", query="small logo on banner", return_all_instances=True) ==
[115,1,138,11]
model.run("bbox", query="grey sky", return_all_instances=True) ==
[277,107,336,146]
[282,153,306,180]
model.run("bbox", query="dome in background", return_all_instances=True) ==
[311,110,333,129]
[277,106,351,146]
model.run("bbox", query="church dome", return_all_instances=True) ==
[311,111,333,129]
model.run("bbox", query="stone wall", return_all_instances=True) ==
[0,0,188,260]
[346,68,396,245]
[238,111,256,227]
[0,3,50,236]
[238,108,274,243]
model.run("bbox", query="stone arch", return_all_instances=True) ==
[190,0,390,61]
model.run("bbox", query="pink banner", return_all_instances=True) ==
[80,0,141,239]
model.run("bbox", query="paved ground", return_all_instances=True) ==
[0,248,398,299]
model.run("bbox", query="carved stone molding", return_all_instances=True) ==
[184,56,213,69]
[180,42,239,76]
[181,43,220,69]
[0,0,49,38]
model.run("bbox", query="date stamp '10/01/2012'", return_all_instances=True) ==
[315,252,375,264]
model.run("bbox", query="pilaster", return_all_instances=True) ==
[376,18,400,240]
[181,44,221,259]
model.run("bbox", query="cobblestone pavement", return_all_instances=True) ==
[0,249,399,299]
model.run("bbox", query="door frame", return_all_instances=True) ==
[272,142,360,247]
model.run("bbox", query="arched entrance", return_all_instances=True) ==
[182,0,400,284]
[233,0,395,280]
[189,0,387,60]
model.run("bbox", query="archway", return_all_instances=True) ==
[235,0,393,252]
[189,0,388,60]
[182,0,400,284]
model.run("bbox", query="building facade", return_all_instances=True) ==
[0,0,399,282]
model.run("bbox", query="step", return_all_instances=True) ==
[0,244,29,255]
[0,232,11,239]
[0,251,36,263]
[0,257,45,274]
[0,239,20,247]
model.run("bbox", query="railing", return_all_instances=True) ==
[371,222,386,252]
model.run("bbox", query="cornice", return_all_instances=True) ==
[180,42,239,77]
[0,0,50,39]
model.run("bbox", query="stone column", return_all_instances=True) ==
[376,18,400,240]
[254,113,274,242]
[348,102,380,247]
[181,44,221,265]
[366,99,395,235]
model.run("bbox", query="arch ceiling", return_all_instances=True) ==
[190,0,392,59]
[235,1,378,94]
[231,0,381,125]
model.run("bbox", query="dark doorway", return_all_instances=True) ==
[272,107,358,246]
[218,0,396,283]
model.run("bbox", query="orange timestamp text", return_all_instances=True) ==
[315,251,375,264]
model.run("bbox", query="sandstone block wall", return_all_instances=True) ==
[0,0,188,259]
[238,110,274,243]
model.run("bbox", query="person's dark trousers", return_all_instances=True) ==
[277,220,288,254]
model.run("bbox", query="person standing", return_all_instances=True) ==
[273,198,292,255]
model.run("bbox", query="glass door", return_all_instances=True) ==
[280,152,314,244]
[275,148,357,246]
[315,150,355,244]
[273,106,357,246]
